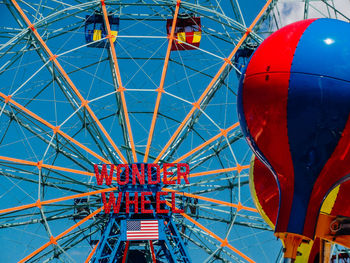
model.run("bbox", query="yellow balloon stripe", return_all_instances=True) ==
[249,157,275,230]
[320,184,340,214]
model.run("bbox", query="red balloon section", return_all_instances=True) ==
[250,156,350,226]
[238,18,350,238]
[250,155,350,262]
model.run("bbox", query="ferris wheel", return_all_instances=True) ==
[0,0,349,262]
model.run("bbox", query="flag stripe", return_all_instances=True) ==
[128,231,158,235]
[127,233,159,236]
[126,220,159,241]
[127,237,158,239]
[127,237,158,240]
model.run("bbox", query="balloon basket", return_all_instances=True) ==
[316,213,350,249]
[275,232,310,261]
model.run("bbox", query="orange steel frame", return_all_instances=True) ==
[153,0,273,164]
[188,165,250,178]
[0,187,117,215]
[173,122,240,163]
[182,212,256,263]
[143,0,182,163]
[85,241,99,263]
[0,92,110,163]
[2,0,273,262]
[10,0,127,164]
[5,185,257,262]
[163,188,257,213]
[155,122,241,176]
[100,0,138,162]
[165,201,256,263]
[167,165,249,183]
[19,207,103,263]
[0,155,95,177]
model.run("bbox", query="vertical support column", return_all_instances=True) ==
[320,239,332,263]
[149,240,156,263]
[122,241,130,263]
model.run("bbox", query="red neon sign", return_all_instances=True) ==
[94,163,189,214]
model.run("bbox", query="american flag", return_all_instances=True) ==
[126,220,159,240]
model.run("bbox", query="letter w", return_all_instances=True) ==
[101,192,122,214]
[94,164,114,185]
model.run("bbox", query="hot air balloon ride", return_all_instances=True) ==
[238,18,350,261]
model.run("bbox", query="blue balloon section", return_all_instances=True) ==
[238,18,350,238]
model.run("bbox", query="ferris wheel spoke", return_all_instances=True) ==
[17,42,115,164]
[143,0,181,163]
[162,72,233,162]
[180,230,239,263]
[154,0,272,163]
[30,223,100,263]
[101,0,138,163]
[1,93,107,169]
[0,187,113,215]
[188,166,249,179]
[0,163,95,194]
[0,168,95,200]
[0,93,110,163]
[85,241,99,263]
[156,129,239,174]
[165,166,248,184]
[164,188,257,213]
[10,0,127,163]
[4,109,97,169]
[187,132,243,172]
[182,212,254,262]
[0,160,94,193]
[19,206,102,263]
[165,199,254,261]
[174,122,239,163]
[208,1,238,47]
[0,45,30,77]
[184,218,270,261]
[0,210,71,230]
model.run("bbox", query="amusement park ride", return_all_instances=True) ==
[0,0,350,262]
[238,17,350,262]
